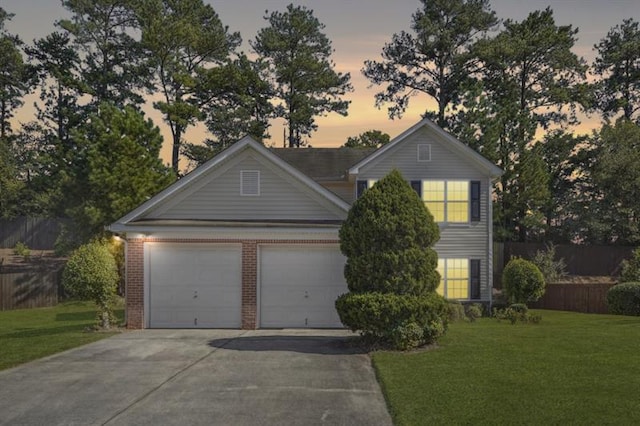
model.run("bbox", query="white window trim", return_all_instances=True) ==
[422,180,470,224]
[240,170,260,196]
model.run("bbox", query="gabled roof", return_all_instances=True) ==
[272,147,375,181]
[110,136,351,230]
[348,118,503,178]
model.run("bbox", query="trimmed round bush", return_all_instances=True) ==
[502,258,545,304]
[335,292,447,349]
[607,282,640,316]
[63,241,119,328]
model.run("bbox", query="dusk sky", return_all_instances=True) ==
[4,0,640,164]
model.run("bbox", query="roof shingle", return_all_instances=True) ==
[271,147,375,181]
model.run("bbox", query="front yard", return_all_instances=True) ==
[373,310,640,425]
[0,301,124,371]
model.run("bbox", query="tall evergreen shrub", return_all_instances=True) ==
[339,169,440,295]
[336,169,445,349]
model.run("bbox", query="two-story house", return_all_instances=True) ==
[109,119,502,329]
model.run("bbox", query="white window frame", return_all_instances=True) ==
[422,180,470,224]
[437,258,470,300]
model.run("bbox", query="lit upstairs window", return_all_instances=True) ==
[421,180,469,223]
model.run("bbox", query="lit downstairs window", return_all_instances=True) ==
[436,258,481,300]
[437,258,469,299]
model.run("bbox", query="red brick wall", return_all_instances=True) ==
[124,237,340,329]
[125,239,144,329]
[242,242,257,329]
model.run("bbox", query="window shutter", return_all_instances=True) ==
[356,180,367,198]
[470,259,481,300]
[471,181,481,221]
[410,180,422,197]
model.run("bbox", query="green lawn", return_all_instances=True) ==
[373,310,640,425]
[0,301,124,371]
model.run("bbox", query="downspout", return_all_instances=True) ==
[122,236,128,327]
[488,176,494,310]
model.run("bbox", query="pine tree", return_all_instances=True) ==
[252,4,352,147]
[362,0,497,127]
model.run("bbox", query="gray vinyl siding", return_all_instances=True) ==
[144,151,345,221]
[434,225,490,301]
[357,127,488,181]
[433,179,491,301]
[357,126,493,301]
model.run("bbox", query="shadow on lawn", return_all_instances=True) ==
[55,310,97,322]
[209,335,367,355]
[3,324,91,339]
[55,308,124,323]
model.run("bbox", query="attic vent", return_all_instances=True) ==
[417,144,431,162]
[240,170,260,196]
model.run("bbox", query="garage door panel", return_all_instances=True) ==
[147,244,241,328]
[260,246,347,328]
[150,307,239,328]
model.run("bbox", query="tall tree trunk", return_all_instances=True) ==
[172,127,181,174]
[0,99,6,140]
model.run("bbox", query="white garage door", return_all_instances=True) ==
[260,245,348,328]
[147,243,242,328]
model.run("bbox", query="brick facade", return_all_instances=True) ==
[124,237,340,329]
[241,242,257,329]
[125,239,144,329]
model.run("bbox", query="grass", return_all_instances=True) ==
[0,300,124,371]
[373,310,640,425]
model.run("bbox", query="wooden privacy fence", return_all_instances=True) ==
[0,217,71,250]
[494,242,634,288]
[0,257,65,311]
[529,283,616,314]
[502,242,633,276]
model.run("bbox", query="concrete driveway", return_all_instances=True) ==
[0,329,392,426]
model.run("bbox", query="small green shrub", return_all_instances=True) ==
[62,241,119,328]
[529,314,543,324]
[445,300,466,322]
[606,282,640,316]
[465,303,483,322]
[335,292,447,349]
[13,242,31,259]
[509,303,529,314]
[620,249,640,283]
[423,317,446,344]
[493,305,541,324]
[502,258,546,304]
[390,322,424,351]
[532,243,567,283]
